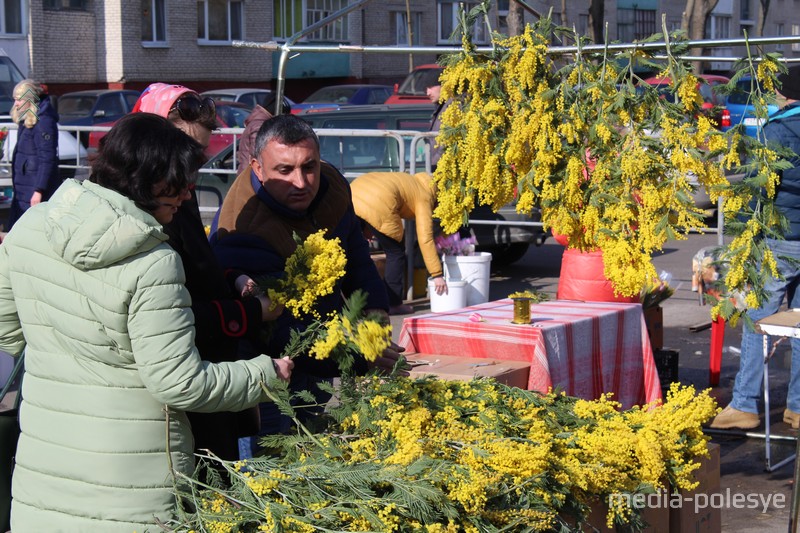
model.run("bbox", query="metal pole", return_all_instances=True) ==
[234,35,800,57]
[237,0,374,114]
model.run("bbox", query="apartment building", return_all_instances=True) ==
[1,0,799,99]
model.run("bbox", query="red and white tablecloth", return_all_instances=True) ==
[397,299,662,409]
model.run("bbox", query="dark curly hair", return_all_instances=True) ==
[89,113,206,212]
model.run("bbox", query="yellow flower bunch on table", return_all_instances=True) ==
[432,2,791,323]
[263,230,346,319]
[172,378,718,533]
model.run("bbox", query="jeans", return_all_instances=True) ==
[368,224,406,306]
[731,238,800,414]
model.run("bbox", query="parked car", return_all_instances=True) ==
[87,100,251,158]
[385,64,444,105]
[297,104,546,264]
[722,76,780,138]
[56,89,140,126]
[0,55,26,115]
[290,84,393,114]
[56,89,140,147]
[641,74,730,128]
[200,88,296,112]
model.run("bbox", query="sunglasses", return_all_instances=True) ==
[170,95,216,123]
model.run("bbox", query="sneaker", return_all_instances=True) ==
[709,405,760,430]
[784,409,800,429]
[389,304,414,316]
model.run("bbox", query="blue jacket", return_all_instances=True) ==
[212,164,389,377]
[765,103,800,240]
[8,97,59,228]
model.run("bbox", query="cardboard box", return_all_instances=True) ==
[405,353,530,389]
[583,496,670,532]
[644,306,664,350]
[669,443,721,533]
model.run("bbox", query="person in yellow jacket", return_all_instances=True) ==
[351,171,448,315]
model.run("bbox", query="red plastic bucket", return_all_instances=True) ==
[557,248,639,303]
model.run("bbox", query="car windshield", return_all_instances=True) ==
[728,79,755,105]
[203,93,237,102]
[58,96,97,117]
[398,68,442,96]
[305,87,358,104]
[216,105,250,127]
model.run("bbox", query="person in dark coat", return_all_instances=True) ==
[134,83,285,461]
[6,80,59,229]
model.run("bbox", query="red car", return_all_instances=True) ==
[385,64,444,105]
[641,74,731,128]
[87,100,252,158]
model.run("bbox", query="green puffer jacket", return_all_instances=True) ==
[0,179,278,532]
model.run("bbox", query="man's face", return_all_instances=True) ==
[252,137,321,211]
[426,85,442,104]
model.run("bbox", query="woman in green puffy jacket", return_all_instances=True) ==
[0,113,293,532]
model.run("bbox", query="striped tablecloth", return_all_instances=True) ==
[397,299,662,409]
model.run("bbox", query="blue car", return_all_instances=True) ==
[723,77,779,138]
[291,84,393,113]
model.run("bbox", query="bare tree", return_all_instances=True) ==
[756,0,770,37]
[588,0,604,43]
[681,0,720,73]
[507,0,524,36]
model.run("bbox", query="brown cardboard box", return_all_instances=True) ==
[583,497,670,532]
[644,306,664,350]
[669,443,721,533]
[405,354,530,389]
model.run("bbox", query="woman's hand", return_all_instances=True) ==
[30,191,42,207]
[235,274,260,297]
[432,276,448,295]
[257,294,284,321]
[368,341,409,376]
[235,274,283,321]
[273,356,293,381]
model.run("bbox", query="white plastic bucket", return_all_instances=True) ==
[429,278,467,313]
[444,252,492,306]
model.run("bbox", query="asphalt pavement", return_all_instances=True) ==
[390,232,797,532]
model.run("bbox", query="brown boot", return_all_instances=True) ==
[709,405,760,429]
[784,409,800,429]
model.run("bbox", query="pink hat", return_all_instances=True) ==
[132,83,194,118]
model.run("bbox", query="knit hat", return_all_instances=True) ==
[777,65,800,101]
[132,82,194,118]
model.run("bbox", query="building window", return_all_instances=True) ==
[776,23,784,51]
[438,1,489,44]
[793,24,800,52]
[197,0,242,42]
[740,0,751,21]
[142,0,166,44]
[0,0,22,34]
[617,8,656,42]
[395,11,422,46]
[274,0,347,41]
[578,14,590,38]
[705,15,730,40]
[43,0,88,9]
[306,0,347,41]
